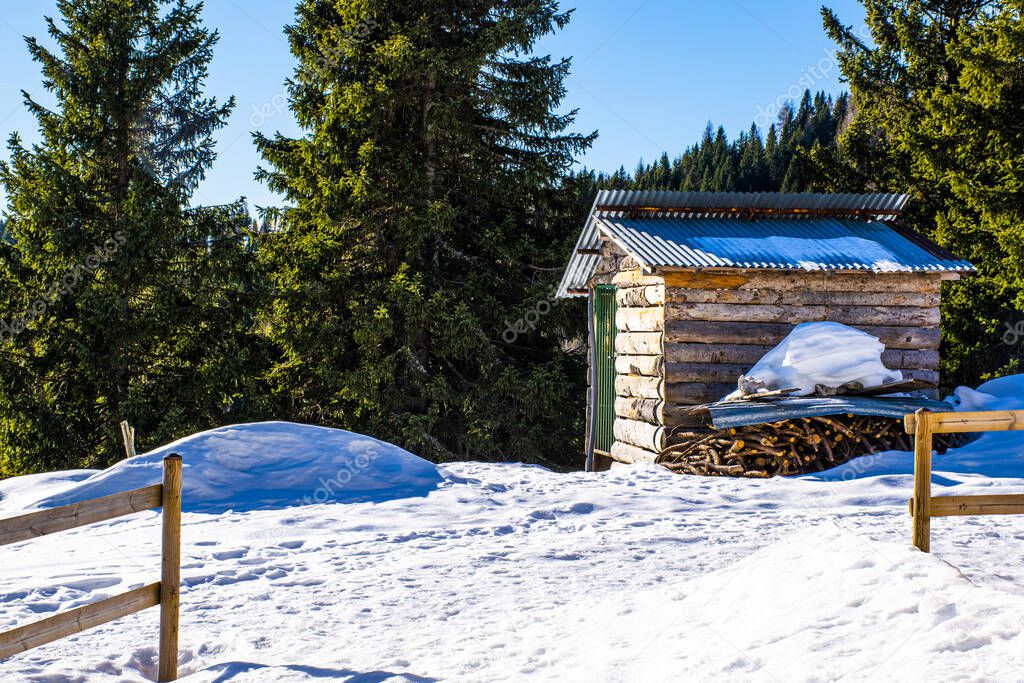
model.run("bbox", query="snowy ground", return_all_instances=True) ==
[2,381,1024,681]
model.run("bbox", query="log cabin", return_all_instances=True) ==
[555,191,975,471]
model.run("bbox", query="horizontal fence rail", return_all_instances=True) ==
[0,455,182,681]
[0,485,162,547]
[905,410,1024,552]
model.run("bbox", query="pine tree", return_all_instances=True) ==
[0,0,262,476]
[822,1,1020,385]
[254,1,594,467]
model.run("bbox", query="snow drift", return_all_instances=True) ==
[730,321,903,398]
[2,422,443,514]
[0,381,1022,680]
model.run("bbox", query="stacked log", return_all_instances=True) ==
[608,280,667,462]
[591,240,642,286]
[657,414,962,477]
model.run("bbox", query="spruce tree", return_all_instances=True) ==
[917,4,1024,378]
[0,0,261,476]
[255,1,593,466]
[822,1,1020,385]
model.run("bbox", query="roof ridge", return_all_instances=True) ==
[591,190,910,217]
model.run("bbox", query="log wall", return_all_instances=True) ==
[661,270,945,406]
[591,266,948,466]
[609,265,666,463]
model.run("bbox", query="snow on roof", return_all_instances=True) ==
[556,191,974,298]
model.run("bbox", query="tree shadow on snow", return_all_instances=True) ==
[205,661,439,682]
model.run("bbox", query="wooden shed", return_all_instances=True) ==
[555,191,975,471]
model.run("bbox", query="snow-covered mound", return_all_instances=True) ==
[730,321,903,398]
[1,422,443,514]
[0,383,1022,680]
[2,458,1022,680]
[0,469,96,515]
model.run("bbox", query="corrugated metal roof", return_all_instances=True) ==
[707,396,951,429]
[592,190,910,214]
[600,215,975,273]
[556,191,974,298]
[555,216,602,298]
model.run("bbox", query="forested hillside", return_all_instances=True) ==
[591,91,849,193]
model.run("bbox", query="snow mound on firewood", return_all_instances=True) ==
[729,321,903,398]
[2,422,443,514]
[949,375,1024,412]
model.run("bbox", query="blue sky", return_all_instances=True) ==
[0,0,868,212]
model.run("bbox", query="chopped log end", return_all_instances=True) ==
[656,415,964,478]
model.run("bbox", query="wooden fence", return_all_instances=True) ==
[0,454,182,681]
[905,410,1024,553]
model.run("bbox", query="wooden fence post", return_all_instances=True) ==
[912,410,933,553]
[158,454,182,682]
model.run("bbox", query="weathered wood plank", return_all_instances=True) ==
[159,456,182,683]
[615,397,663,425]
[662,363,933,390]
[901,369,940,385]
[929,494,1024,517]
[616,306,664,332]
[664,406,712,429]
[660,272,753,290]
[907,410,1024,434]
[661,271,944,293]
[665,343,772,365]
[666,362,750,384]
[610,441,660,464]
[615,354,664,377]
[617,285,665,307]
[614,418,665,453]
[912,409,933,552]
[663,344,938,369]
[665,382,737,405]
[664,321,940,350]
[665,302,940,327]
[0,583,161,660]
[0,485,163,547]
[611,270,665,287]
[666,287,940,308]
[884,349,940,371]
[615,332,663,356]
[615,374,664,400]
[665,321,793,346]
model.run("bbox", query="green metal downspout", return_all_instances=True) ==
[585,288,597,471]
[593,285,617,456]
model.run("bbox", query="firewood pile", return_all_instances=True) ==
[657,413,962,478]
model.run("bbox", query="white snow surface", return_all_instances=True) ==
[729,321,903,398]
[1,379,1024,681]
[13,422,444,514]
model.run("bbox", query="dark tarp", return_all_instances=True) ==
[706,396,952,430]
